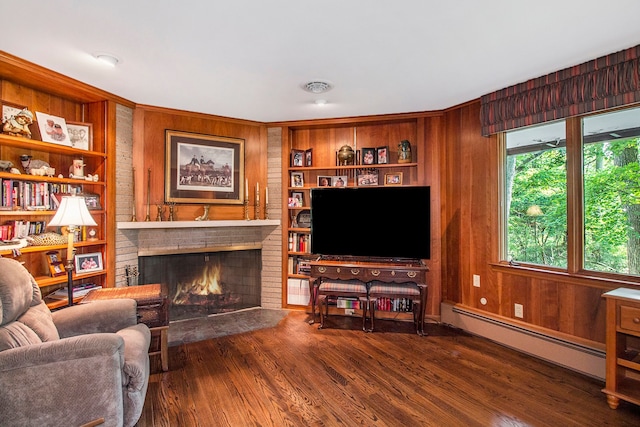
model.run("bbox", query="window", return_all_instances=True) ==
[505,121,567,268]
[503,106,640,278]
[583,107,640,275]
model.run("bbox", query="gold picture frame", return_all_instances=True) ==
[384,172,403,186]
[165,130,245,204]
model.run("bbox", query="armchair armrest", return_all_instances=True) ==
[0,334,126,425]
[52,298,138,338]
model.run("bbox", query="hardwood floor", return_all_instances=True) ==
[139,311,640,426]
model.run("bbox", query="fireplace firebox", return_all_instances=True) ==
[138,248,261,321]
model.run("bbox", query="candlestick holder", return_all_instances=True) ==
[264,202,269,220]
[244,199,250,220]
[254,201,260,221]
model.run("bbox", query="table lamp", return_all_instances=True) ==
[49,195,97,306]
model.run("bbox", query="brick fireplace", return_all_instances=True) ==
[139,246,261,321]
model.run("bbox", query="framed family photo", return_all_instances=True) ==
[332,175,347,187]
[66,121,92,150]
[291,191,304,207]
[384,172,403,185]
[362,147,377,165]
[291,149,304,167]
[317,175,332,187]
[357,168,379,186]
[291,172,304,187]
[35,111,71,146]
[75,252,103,274]
[165,130,245,204]
[376,146,389,164]
[46,251,65,277]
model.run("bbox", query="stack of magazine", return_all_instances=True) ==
[48,283,102,300]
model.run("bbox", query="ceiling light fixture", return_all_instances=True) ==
[94,53,120,67]
[303,81,332,94]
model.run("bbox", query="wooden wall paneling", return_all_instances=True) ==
[281,126,292,309]
[535,279,560,331]
[442,107,462,303]
[421,115,443,318]
[134,106,267,222]
[104,101,116,286]
[571,285,607,343]
[508,274,530,321]
[557,283,576,337]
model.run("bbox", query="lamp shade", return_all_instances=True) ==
[49,196,97,227]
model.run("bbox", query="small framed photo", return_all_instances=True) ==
[376,146,389,164]
[305,148,313,166]
[75,252,103,274]
[317,175,332,187]
[46,251,66,277]
[79,192,102,210]
[291,171,304,187]
[332,175,347,187]
[66,121,92,150]
[35,111,71,146]
[357,169,379,186]
[362,147,377,165]
[291,149,304,167]
[291,191,304,206]
[384,172,403,186]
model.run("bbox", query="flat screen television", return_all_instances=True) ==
[310,186,430,260]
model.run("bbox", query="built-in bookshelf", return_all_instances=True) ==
[0,51,123,308]
[282,118,421,309]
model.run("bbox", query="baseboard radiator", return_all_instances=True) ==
[440,302,605,380]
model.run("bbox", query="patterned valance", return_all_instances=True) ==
[480,44,640,136]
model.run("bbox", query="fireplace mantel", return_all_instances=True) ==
[117,219,279,230]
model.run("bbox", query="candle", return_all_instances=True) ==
[256,182,259,201]
[265,187,269,204]
[245,179,248,200]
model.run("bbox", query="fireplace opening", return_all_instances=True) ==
[139,248,261,322]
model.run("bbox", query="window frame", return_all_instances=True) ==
[500,110,640,284]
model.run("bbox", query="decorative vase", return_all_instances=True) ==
[337,145,355,165]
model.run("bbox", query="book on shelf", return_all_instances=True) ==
[337,297,362,309]
[373,297,413,312]
[288,232,311,253]
[47,284,103,300]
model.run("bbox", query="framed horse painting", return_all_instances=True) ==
[165,130,245,204]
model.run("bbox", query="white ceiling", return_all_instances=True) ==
[4,1,640,123]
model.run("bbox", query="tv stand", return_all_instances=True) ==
[309,258,428,335]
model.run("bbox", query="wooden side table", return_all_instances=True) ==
[82,284,170,371]
[602,288,640,409]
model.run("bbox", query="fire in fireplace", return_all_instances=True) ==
[138,248,261,321]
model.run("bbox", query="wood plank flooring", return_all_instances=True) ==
[139,311,640,426]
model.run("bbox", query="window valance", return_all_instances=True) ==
[480,44,640,136]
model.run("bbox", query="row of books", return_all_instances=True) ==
[373,297,414,312]
[336,297,363,309]
[47,283,102,300]
[288,232,311,253]
[0,220,47,240]
[287,257,313,275]
[0,179,81,210]
[327,297,413,312]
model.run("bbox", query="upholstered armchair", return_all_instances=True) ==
[0,257,151,427]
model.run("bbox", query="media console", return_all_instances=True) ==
[309,258,428,335]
